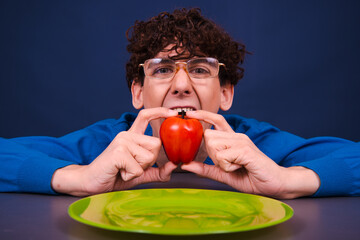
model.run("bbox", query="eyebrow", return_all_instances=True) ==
[147,59,174,68]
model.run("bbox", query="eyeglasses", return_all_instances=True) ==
[139,57,225,82]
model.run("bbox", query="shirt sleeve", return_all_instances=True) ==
[286,140,360,197]
[0,114,134,194]
[0,138,75,194]
[226,114,360,197]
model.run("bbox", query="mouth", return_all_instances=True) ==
[170,107,196,113]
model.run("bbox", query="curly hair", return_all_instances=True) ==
[125,8,247,89]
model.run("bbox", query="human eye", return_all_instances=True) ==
[145,59,175,79]
[193,67,209,74]
[154,67,173,74]
[152,66,174,78]
[188,64,211,78]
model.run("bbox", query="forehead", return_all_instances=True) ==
[154,44,205,59]
[154,44,187,59]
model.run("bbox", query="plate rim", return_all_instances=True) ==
[68,188,294,235]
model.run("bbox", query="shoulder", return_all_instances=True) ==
[81,112,138,139]
[222,114,304,154]
[223,114,280,136]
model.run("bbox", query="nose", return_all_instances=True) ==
[170,64,193,96]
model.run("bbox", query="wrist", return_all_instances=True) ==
[280,166,320,199]
[51,164,89,196]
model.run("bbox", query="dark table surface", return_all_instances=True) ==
[1,172,360,240]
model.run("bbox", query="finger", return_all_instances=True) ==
[114,162,178,190]
[135,161,178,184]
[129,107,178,134]
[157,161,178,182]
[186,110,234,132]
[129,132,162,153]
[126,143,158,169]
[204,130,234,151]
[180,161,227,183]
[203,129,232,167]
[208,153,242,172]
[203,130,254,170]
[215,148,243,172]
[204,128,242,140]
[112,132,161,168]
[116,151,144,181]
[207,135,250,172]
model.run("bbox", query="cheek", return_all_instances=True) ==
[142,83,169,108]
[196,86,222,112]
[142,83,169,136]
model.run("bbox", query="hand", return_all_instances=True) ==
[51,107,178,196]
[182,110,320,199]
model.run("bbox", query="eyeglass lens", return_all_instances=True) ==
[144,58,219,79]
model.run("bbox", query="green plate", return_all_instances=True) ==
[68,188,293,235]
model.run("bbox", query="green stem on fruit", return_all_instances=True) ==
[179,110,185,119]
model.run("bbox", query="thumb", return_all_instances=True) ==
[157,161,178,182]
[181,161,226,183]
[139,161,178,184]
[115,162,178,190]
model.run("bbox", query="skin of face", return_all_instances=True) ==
[131,45,234,165]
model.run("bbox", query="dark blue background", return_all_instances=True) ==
[1,0,359,141]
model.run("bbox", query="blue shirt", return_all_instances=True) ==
[1,112,359,196]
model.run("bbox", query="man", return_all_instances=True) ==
[1,8,359,198]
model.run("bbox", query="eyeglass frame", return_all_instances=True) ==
[138,57,225,81]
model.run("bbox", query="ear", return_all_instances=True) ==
[131,80,144,109]
[219,84,234,111]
